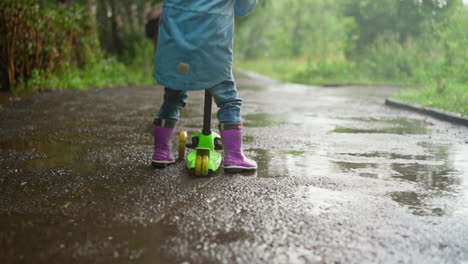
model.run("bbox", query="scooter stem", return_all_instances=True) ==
[202,90,212,136]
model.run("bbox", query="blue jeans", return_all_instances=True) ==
[157,78,242,124]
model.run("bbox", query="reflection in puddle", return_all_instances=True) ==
[392,163,460,190]
[342,152,429,161]
[243,113,287,127]
[332,161,381,178]
[332,118,430,134]
[390,191,446,216]
[333,161,378,170]
[251,149,294,178]
[1,139,95,173]
[250,149,329,178]
[250,148,284,178]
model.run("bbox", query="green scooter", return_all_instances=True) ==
[177,90,223,176]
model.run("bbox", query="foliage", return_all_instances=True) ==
[0,0,99,90]
[342,0,460,57]
[235,0,346,60]
[234,0,467,115]
[0,0,158,94]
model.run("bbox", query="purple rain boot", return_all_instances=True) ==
[221,127,257,173]
[151,125,176,168]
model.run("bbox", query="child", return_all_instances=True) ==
[151,0,258,172]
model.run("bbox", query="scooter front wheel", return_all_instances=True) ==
[194,154,209,177]
[178,131,187,160]
[195,155,202,176]
[201,155,209,176]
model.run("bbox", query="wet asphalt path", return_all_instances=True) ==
[1,71,468,264]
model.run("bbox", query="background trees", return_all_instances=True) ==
[0,0,162,93]
[235,0,466,85]
[1,0,466,97]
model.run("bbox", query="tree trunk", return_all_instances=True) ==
[109,0,123,55]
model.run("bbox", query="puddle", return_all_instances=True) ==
[391,163,460,190]
[332,161,381,178]
[249,149,298,178]
[243,113,287,127]
[0,139,96,173]
[333,161,378,170]
[249,141,468,217]
[1,212,176,263]
[332,118,430,134]
[342,152,429,161]
[331,143,468,216]
[249,149,330,178]
[390,191,446,216]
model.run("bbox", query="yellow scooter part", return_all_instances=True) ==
[178,131,187,160]
[201,155,209,176]
[195,154,202,176]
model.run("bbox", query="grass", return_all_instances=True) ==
[9,38,156,96]
[395,82,468,117]
[11,58,154,96]
[235,58,467,116]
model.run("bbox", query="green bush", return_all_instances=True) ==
[119,36,156,86]
[0,0,99,91]
[1,0,156,95]
[11,57,154,96]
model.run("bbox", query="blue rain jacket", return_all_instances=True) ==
[154,0,257,91]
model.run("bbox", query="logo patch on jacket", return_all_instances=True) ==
[178,63,189,75]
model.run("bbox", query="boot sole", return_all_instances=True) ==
[151,161,175,168]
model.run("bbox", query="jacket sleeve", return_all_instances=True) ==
[234,0,257,17]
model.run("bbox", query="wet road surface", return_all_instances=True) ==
[1,71,468,264]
